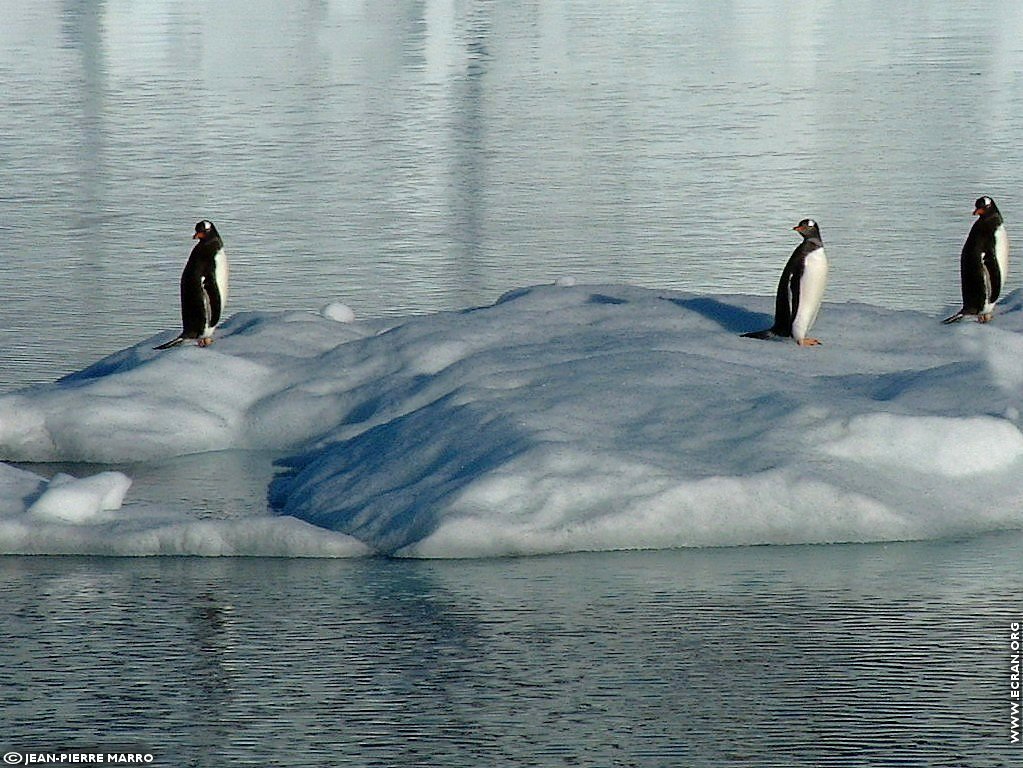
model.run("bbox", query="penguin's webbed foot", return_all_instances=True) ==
[796,338,821,347]
[978,313,993,324]
[197,337,215,348]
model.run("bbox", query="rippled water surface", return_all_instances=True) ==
[4,2,1023,764]
[5,1,1023,387]
[2,536,1021,767]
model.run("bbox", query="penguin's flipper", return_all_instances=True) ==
[941,312,965,325]
[741,328,777,340]
[154,335,187,350]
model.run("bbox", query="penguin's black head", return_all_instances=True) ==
[193,220,219,241]
[793,218,821,239]
[974,196,999,217]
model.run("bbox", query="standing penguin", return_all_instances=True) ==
[943,196,1009,324]
[155,220,230,349]
[742,218,829,346]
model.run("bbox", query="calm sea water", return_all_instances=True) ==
[3,1,1023,764]
[2,537,1021,767]
[5,0,1023,387]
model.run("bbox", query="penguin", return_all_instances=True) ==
[742,218,829,346]
[943,195,1009,324]
[155,220,229,349]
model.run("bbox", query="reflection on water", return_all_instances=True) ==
[1,535,1018,766]
[5,1,1023,388]
[4,5,1022,764]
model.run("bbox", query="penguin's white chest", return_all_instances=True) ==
[199,247,229,337]
[978,227,1009,315]
[994,225,1009,290]
[792,247,828,342]
[213,247,229,307]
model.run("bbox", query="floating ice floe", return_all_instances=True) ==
[2,284,1023,557]
[0,462,368,557]
[27,471,132,523]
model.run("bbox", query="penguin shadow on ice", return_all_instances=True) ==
[943,195,1009,325]
[663,296,772,335]
[154,220,230,350]
[741,218,829,346]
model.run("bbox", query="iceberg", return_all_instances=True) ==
[1,283,1022,557]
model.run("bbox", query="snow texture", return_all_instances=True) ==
[2,284,1023,557]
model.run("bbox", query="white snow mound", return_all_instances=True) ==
[1,285,1022,557]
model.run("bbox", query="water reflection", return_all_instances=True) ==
[1,536,1016,766]
[7,1,1023,389]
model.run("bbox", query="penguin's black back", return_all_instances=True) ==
[179,230,225,337]
[960,204,1004,314]
[770,234,822,336]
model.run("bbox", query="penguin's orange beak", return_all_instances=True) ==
[193,231,205,240]
[973,207,985,216]
[792,224,806,233]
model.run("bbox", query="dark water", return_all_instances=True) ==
[2,536,1021,767]
[4,2,1023,764]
